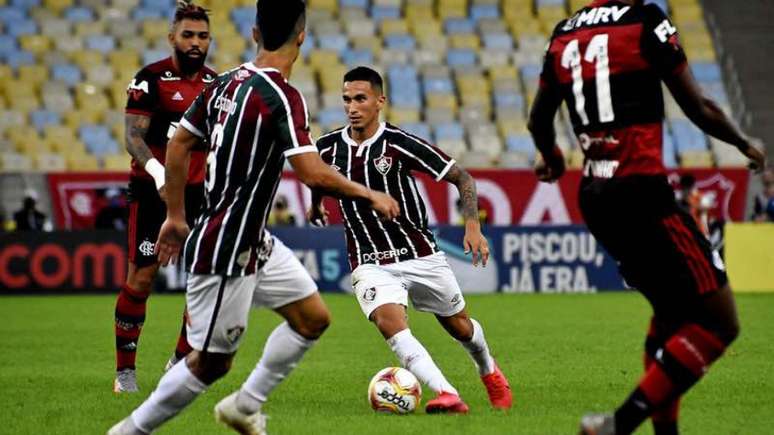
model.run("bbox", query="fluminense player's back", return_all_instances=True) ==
[181,63,315,276]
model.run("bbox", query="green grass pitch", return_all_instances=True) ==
[1,292,773,434]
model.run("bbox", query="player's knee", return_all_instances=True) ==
[187,352,233,384]
[127,269,155,293]
[438,313,473,341]
[294,310,331,340]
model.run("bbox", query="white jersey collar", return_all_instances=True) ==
[342,122,385,148]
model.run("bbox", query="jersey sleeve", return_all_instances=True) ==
[125,67,158,116]
[538,21,564,91]
[315,135,336,165]
[180,87,208,139]
[393,131,456,181]
[274,84,316,158]
[641,4,688,77]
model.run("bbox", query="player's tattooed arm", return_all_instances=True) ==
[124,113,154,166]
[444,164,479,222]
[444,164,489,266]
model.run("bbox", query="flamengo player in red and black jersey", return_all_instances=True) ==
[109,2,399,434]
[310,67,512,414]
[529,1,767,434]
[113,2,217,393]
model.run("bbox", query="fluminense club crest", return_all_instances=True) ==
[373,156,393,175]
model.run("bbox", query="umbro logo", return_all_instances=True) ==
[172,91,184,101]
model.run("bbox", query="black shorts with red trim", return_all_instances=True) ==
[127,178,205,268]
[579,175,727,311]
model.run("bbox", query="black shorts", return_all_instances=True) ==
[127,178,205,268]
[579,175,728,311]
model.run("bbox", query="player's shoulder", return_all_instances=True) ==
[136,56,174,79]
[315,126,347,148]
[384,123,433,148]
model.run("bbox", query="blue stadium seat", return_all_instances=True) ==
[423,77,455,94]
[446,49,477,68]
[132,7,164,21]
[64,6,94,23]
[11,0,41,9]
[318,34,349,53]
[340,0,368,8]
[30,110,61,132]
[52,64,82,87]
[663,127,678,168]
[86,35,116,54]
[434,122,465,141]
[5,49,34,69]
[0,35,18,57]
[0,6,26,24]
[444,18,476,35]
[231,7,254,27]
[520,64,542,81]
[342,48,373,67]
[691,62,722,82]
[143,49,168,66]
[300,33,316,58]
[537,0,566,6]
[402,123,432,142]
[370,5,400,23]
[494,91,525,110]
[645,0,669,13]
[702,81,729,105]
[317,107,348,128]
[141,0,175,15]
[470,4,500,22]
[483,33,513,50]
[6,19,37,37]
[506,134,536,158]
[385,34,416,51]
[671,119,708,152]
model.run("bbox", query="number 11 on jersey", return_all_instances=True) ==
[561,34,615,125]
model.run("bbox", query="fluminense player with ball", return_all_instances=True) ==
[309,66,513,414]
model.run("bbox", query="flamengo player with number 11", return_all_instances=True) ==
[529,0,766,434]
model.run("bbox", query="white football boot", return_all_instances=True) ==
[113,368,138,393]
[214,392,268,435]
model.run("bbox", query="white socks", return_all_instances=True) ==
[236,322,316,414]
[388,329,458,396]
[130,360,207,433]
[458,318,495,376]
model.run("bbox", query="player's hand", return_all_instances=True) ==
[534,148,566,183]
[463,222,489,267]
[739,137,767,173]
[155,217,190,266]
[307,203,329,227]
[368,190,400,221]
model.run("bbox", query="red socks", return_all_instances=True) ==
[115,285,149,371]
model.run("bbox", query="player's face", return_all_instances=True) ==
[169,19,211,71]
[342,81,385,130]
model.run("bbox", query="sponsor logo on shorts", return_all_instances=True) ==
[451,294,462,306]
[226,326,245,344]
[362,248,409,263]
[139,239,155,257]
[363,287,377,302]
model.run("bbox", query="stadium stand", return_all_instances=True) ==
[0,0,741,172]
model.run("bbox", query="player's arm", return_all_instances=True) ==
[125,69,166,191]
[664,69,766,170]
[307,188,329,227]
[528,85,566,182]
[289,152,399,220]
[155,126,200,266]
[443,164,489,266]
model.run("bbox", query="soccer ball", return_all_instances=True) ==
[367,367,422,414]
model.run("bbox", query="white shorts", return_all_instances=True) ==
[187,236,317,354]
[351,252,466,319]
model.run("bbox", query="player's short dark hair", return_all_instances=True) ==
[255,0,306,51]
[172,1,210,26]
[343,66,384,94]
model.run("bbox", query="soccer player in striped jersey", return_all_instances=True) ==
[108,3,399,434]
[309,67,512,414]
[529,1,767,433]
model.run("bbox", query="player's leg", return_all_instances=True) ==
[114,181,164,392]
[436,309,512,409]
[232,236,330,415]
[164,308,193,371]
[643,317,681,435]
[354,262,467,413]
[109,274,256,434]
